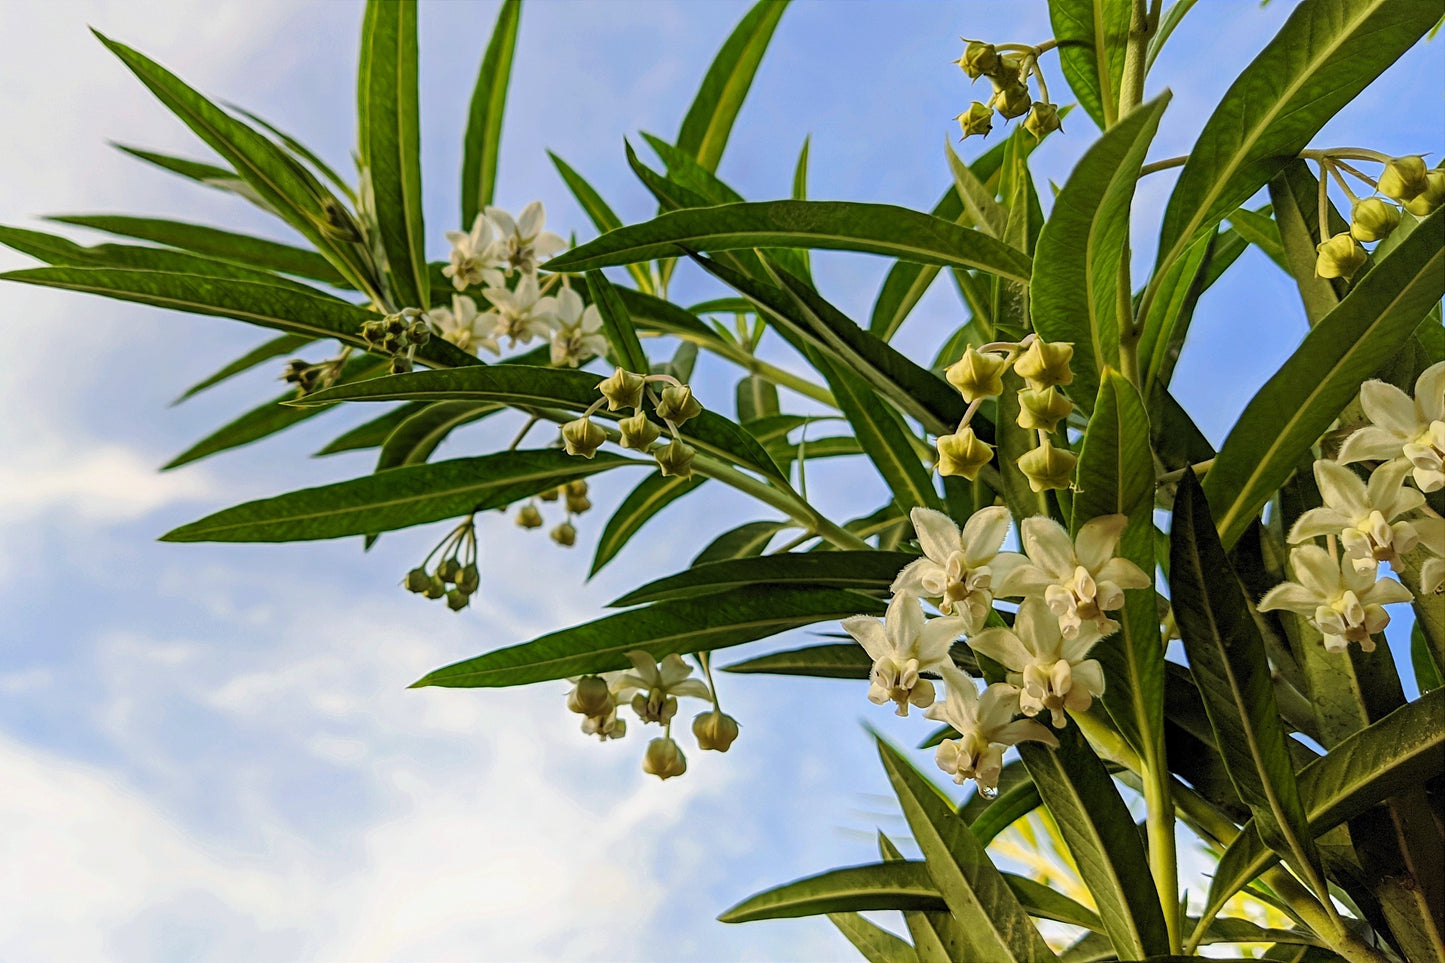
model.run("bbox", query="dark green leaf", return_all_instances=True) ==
[376,400,502,471]
[693,520,789,563]
[590,473,705,577]
[549,152,653,293]
[613,551,911,607]
[828,913,918,963]
[585,270,649,374]
[460,0,521,225]
[820,356,941,513]
[173,333,312,405]
[721,643,871,679]
[1050,0,1131,129]
[735,374,780,423]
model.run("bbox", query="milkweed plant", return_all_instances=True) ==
[5,1,1443,960]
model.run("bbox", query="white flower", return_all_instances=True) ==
[1288,459,1424,573]
[993,515,1153,639]
[924,662,1058,792]
[426,294,500,356]
[620,651,711,725]
[1339,362,1445,492]
[548,287,608,367]
[841,593,970,716]
[1421,555,1444,597]
[966,597,1105,728]
[1259,545,1414,653]
[891,506,1011,629]
[564,670,634,740]
[442,213,506,291]
[486,201,567,276]
[481,274,559,347]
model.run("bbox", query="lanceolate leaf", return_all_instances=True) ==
[828,913,918,963]
[821,356,942,513]
[173,333,312,405]
[545,201,1033,283]
[163,449,637,543]
[461,0,521,225]
[585,270,649,374]
[722,643,872,679]
[1050,0,1131,129]
[1202,208,1445,548]
[693,520,789,563]
[612,551,911,607]
[549,152,653,293]
[1032,94,1169,414]
[1266,159,1351,325]
[375,400,503,471]
[590,473,705,577]
[411,585,884,688]
[313,402,425,456]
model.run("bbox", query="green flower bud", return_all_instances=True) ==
[1402,169,1445,217]
[655,438,697,479]
[1023,102,1061,140]
[405,319,431,345]
[551,522,577,547]
[957,41,999,79]
[992,51,1026,81]
[1018,438,1077,493]
[1350,197,1401,242]
[618,411,662,450]
[994,82,1032,120]
[561,416,607,458]
[956,102,994,140]
[517,504,544,529]
[446,588,470,611]
[945,347,1007,402]
[423,574,447,599]
[1377,155,1429,201]
[598,367,647,411]
[456,563,480,594]
[692,709,740,752]
[565,493,592,514]
[1013,339,1074,391]
[565,480,589,497]
[381,334,404,354]
[537,486,561,502]
[437,558,462,583]
[1314,232,1367,280]
[642,737,687,780]
[384,314,408,336]
[361,320,385,345]
[388,354,413,375]
[568,675,614,716]
[936,426,993,480]
[1016,387,1074,432]
[404,567,431,593]
[655,384,703,425]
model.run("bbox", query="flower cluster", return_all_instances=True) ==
[360,307,431,374]
[1312,152,1444,281]
[953,38,1060,141]
[280,352,349,397]
[1260,363,1445,651]
[937,334,1078,493]
[561,367,705,480]
[843,505,1150,793]
[403,515,480,611]
[564,651,739,780]
[514,478,592,548]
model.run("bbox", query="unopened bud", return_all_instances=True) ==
[618,411,662,450]
[994,82,1032,120]
[551,522,577,547]
[1018,437,1077,493]
[945,347,1007,402]
[936,426,993,480]
[456,563,480,594]
[537,487,561,502]
[1016,387,1073,432]
[1377,155,1429,201]
[384,314,408,336]
[692,709,740,752]
[388,354,413,375]
[446,588,470,611]
[437,558,461,583]
[562,416,607,458]
[568,675,614,716]
[405,319,431,345]
[566,493,592,514]
[404,567,431,593]
[655,384,703,425]
[957,41,999,79]
[423,574,447,599]
[1350,197,1400,242]
[598,367,647,411]
[1315,232,1367,280]
[642,737,687,780]
[517,504,544,529]
[1024,102,1061,140]
[565,480,589,497]
[956,102,994,140]
[361,320,385,345]
[1013,339,1074,391]
[1402,169,1445,217]
[655,438,697,479]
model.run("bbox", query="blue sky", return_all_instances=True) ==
[0,1,1440,960]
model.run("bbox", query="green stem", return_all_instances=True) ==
[1142,744,1181,953]
[1140,155,1189,176]
[671,332,837,408]
[1118,0,1152,118]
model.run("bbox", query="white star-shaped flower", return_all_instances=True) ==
[891,506,1012,630]
[1339,362,1445,492]
[619,651,711,725]
[1288,459,1424,573]
[966,597,1105,728]
[442,213,506,291]
[924,662,1058,792]
[481,274,559,347]
[426,294,500,356]
[1259,545,1413,653]
[548,287,608,367]
[486,201,567,276]
[841,593,970,716]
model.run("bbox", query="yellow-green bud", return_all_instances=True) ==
[456,563,480,594]
[517,504,544,529]
[1013,340,1074,391]
[388,355,413,375]
[537,486,561,502]
[551,522,577,547]
[1314,232,1367,280]
[642,737,687,780]
[446,588,470,611]
[618,411,662,450]
[1350,197,1401,242]
[437,558,462,583]
[568,675,614,716]
[655,438,697,479]
[936,426,993,480]
[598,367,646,411]
[565,480,589,497]
[1018,438,1077,493]
[655,384,703,425]
[1024,102,1061,140]
[945,347,1007,402]
[994,82,1032,120]
[1016,387,1073,432]
[957,41,999,79]
[1402,169,1445,217]
[561,416,607,458]
[956,102,994,140]
[692,710,740,752]
[566,493,592,514]
[404,567,431,593]
[1377,155,1429,201]
[424,574,447,599]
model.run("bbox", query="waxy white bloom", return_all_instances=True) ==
[1259,545,1413,653]
[548,287,607,367]
[1288,459,1424,573]
[967,597,1106,728]
[994,515,1152,639]
[1339,362,1445,492]
[486,201,567,276]
[481,274,558,347]
[841,593,970,716]
[442,214,506,291]
[924,662,1058,793]
[426,294,499,356]
[620,651,711,725]
[1422,555,1444,597]
[565,670,633,740]
[892,506,1011,629]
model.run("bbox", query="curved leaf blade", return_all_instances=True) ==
[721,643,872,679]
[613,551,912,607]
[174,333,312,405]
[375,400,502,471]
[590,473,705,577]
[461,0,521,225]
[1050,0,1130,129]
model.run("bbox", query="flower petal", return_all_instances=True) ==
[622,650,660,684]
[1339,428,1407,464]
[992,718,1060,749]
[1289,544,1341,599]
[1060,625,1104,664]
[910,507,961,564]
[1021,516,1076,577]
[517,201,545,240]
[1313,459,1369,520]
[960,505,1012,566]
[1360,576,1414,606]
[1415,361,1445,423]
[1012,597,1062,660]
[1287,507,1352,543]
[484,206,516,238]
[886,592,926,653]
[841,615,891,660]
[977,682,1022,731]
[915,617,970,666]
[1096,557,1152,591]
[670,679,713,701]
[1360,380,1421,436]
[966,628,1033,673]
[1071,658,1105,697]
[1258,582,1321,614]
[1075,515,1128,572]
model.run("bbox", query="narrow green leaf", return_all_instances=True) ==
[693,520,789,564]
[1050,0,1131,129]
[1266,160,1351,325]
[821,356,942,514]
[722,643,871,679]
[112,142,236,187]
[944,140,1005,237]
[877,834,960,963]
[584,270,649,374]
[549,152,653,293]
[173,333,312,405]
[1145,0,1198,71]
[590,473,705,577]
[461,0,521,225]
[1226,207,1287,272]
[967,776,1046,848]
[828,913,918,963]
[313,402,424,456]
[735,375,780,424]
[613,551,911,607]
[376,400,502,471]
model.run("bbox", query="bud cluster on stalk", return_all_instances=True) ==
[281,352,348,398]
[360,307,431,374]
[403,515,480,611]
[514,478,592,548]
[1311,152,1443,282]
[561,366,704,480]
[953,38,1060,142]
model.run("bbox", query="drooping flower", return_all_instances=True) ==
[426,294,500,356]
[481,274,559,347]
[1258,545,1414,653]
[1287,459,1424,573]
[620,651,711,725]
[966,597,1105,728]
[1338,362,1445,493]
[442,214,506,291]
[642,736,687,779]
[841,593,970,716]
[565,671,634,741]
[924,662,1058,792]
[993,515,1152,639]
[486,201,567,276]
[548,287,607,367]
[891,506,1011,629]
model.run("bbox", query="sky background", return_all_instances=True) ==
[0,1,1440,960]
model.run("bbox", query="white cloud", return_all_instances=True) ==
[0,444,215,523]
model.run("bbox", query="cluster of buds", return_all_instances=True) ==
[563,650,740,781]
[954,38,1060,141]
[281,352,347,398]
[361,307,430,374]
[1311,151,1444,282]
[515,479,591,548]
[561,367,703,480]
[938,334,1078,493]
[403,516,480,611]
